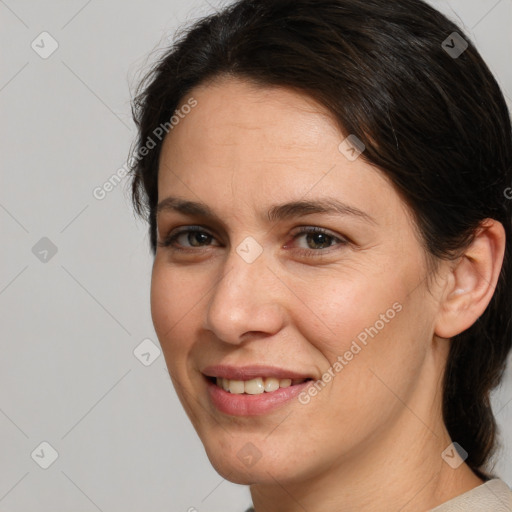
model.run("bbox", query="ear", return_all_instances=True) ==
[435,219,506,339]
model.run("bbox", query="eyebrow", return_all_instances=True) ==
[156,196,377,225]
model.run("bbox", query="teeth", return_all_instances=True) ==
[244,378,265,395]
[280,378,292,388]
[214,376,307,394]
[228,379,245,394]
[264,377,280,392]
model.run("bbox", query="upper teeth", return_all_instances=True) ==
[215,377,307,394]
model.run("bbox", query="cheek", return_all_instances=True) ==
[150,262,205,412]
[150,261,203,360]
[288,268,407,359]
[151,260,203,329]
[150,263,173,340]
[289,267,428,418]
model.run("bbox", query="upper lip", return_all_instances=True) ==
[202,365,313,381]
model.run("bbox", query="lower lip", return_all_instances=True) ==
[205,377,312,416]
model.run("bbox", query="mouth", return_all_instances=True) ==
[205,375,313,395]
[201,366,316,416]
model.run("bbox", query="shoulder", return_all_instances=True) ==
[243,479,512,512]
[430,478,512,511]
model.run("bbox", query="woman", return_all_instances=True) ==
[129,0,512,510]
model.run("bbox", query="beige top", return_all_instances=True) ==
[429,478,512,511]
[243,478,512,511]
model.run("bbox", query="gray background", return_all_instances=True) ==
[0,0,511,510]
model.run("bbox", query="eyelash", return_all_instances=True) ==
[157,225,348,257]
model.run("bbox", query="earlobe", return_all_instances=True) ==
[434,219,506,339]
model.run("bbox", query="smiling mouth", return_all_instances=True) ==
[206,375,313,395]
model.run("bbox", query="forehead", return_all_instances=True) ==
[167,77,341,161]
[157,77,408,229]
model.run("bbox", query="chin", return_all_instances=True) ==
[200,434,285,483]
[205,452,269,484]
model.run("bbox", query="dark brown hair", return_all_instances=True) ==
[129,0,512,480]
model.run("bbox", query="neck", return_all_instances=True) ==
[250,421,483,512]
[249,346,484,512]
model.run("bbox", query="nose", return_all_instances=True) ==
[203,241,287,345]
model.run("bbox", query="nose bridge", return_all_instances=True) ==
[204,238,285,344]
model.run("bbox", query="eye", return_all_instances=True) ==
[286,226,348,256]
[158,225,348,257]
[157,226,219,252]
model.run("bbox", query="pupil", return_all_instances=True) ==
[191,232,209,246]
[308,233,330,249]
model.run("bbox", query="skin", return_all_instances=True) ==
[151,76,505,512]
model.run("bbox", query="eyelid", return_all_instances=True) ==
[288,225,346,240]
[157,225,220,249]
[286,226,349,253]
[158,224,349,255]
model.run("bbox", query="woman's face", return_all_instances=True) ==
[151,77,445,485]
